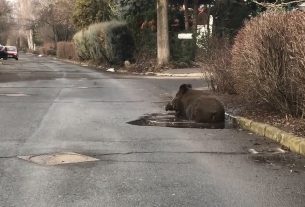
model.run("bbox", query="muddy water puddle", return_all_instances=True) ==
[128,112,233,129]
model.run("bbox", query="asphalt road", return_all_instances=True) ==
[1,54,305,207]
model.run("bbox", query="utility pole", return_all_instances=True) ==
[157,0,170,65]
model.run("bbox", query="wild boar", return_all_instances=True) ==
[166,84,225,123]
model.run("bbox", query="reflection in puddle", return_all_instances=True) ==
[128,113,232,129]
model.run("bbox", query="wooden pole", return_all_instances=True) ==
[157,0,170,65]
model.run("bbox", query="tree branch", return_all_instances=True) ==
[252,0,305,8]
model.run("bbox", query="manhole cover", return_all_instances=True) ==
[18,152,99,166]
[128,113,229,129]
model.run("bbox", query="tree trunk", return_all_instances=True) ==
[53,25,58,50]
[192,0,199,33]
[207,5,212,37]
[184,0,190,31]
[157,0,170,65]
[26,29,34,50]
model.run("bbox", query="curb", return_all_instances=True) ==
[57,57,206,78]
[226,113,305,156]
[154,72,206,78]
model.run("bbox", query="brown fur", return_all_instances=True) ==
[166,84,225,123]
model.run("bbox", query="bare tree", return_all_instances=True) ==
[0,0,11,43]
[157,0,170,65]
[13,0,75,50]
[0,0,10,15]
[38,0,76,46]
[15,0,41,50]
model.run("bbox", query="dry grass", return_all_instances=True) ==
[37,42,56,56]
[57,42,78,60]
[197,36,236,94]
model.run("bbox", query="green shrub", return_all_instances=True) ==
[86,23,106,62]
[104,22,135,64]
[73,21,135,64]
[73,30,90,60]
[232,11,305,117]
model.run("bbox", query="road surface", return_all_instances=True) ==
[1,54,305,207]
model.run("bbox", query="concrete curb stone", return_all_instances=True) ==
[249,121,266,137]
[56,57,207,78]
[154,72,206,78]
[226,114,305,156]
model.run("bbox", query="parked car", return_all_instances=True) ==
[0,44,8,60]
[5,46,18,60]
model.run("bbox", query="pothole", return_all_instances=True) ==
[18,152,99,166]
[127,113,231,129]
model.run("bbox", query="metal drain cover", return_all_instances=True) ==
[18,152,99,166]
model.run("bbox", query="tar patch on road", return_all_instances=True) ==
[127,113,232,129]
[18,152,99,166]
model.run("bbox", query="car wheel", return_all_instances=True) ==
[15,57,18,60]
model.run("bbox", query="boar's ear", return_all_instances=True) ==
[179,84,191,94]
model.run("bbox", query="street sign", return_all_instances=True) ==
[178,33,193,39]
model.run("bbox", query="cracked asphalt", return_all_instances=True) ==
[1,54,305,207]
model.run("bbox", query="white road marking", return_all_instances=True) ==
[248,149,259,154]
[0,93,28,97]
[276,148,286,153]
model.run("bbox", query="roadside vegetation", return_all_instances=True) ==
[0,0,11,44]
[73,21,135,65]
[232,12,305,118]
[1,0,305,135]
